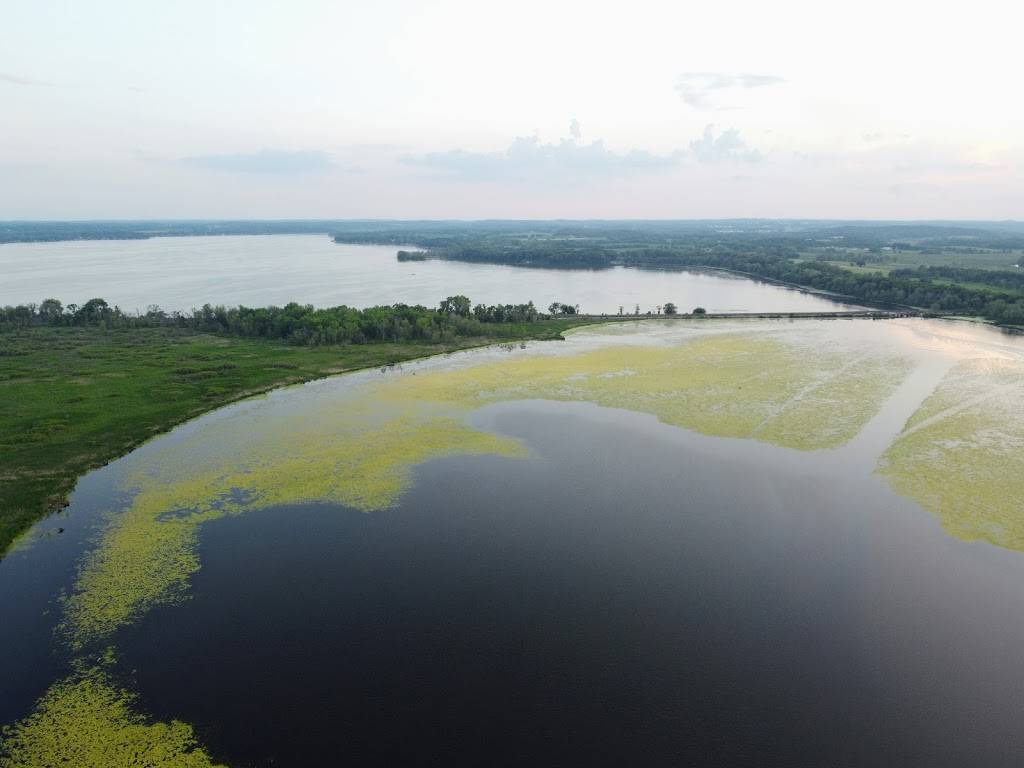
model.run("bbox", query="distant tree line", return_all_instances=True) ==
[6,218,1024,248]
[889,265,1024,292]
[0,297,544,345]
[624,249,1024,322]
[0,220,354,244]
[683,253,1024,324]
[328,221,1024,326]
[381,243,1024,326]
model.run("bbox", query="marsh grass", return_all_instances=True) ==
[0,321,593,555]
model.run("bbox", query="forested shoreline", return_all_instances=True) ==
[353,237,1024,325]
[6,219,1024,327]
[321,220,1024,325]
[889,265,1024,292]
[0,296,542,345]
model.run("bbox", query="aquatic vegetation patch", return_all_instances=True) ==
[0,666,221,768]
[377,333,912,451]
[63,413,524,647]
[880,358,1024,551]
[61,328,909,647]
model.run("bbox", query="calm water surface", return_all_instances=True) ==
[2,319,1023,766]
[0,234,851,313]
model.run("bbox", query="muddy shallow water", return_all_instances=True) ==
[2,318,1023,766]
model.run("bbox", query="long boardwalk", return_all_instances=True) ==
[574,310,921,321]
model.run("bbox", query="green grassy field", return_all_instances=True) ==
[813,262,1023,295]
[799,247,1023,272]
[0,320,598,555]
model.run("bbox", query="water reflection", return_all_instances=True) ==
[2,318,1024,766]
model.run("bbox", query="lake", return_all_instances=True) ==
[0,234,853,314]
[2,317,1023,766]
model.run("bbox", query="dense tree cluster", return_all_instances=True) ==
[547,302,578,315]
[890,265,1024,292]
[0,297,543,345]
[472,302,540,323]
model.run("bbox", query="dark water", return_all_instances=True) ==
[0,464,125,724]
[85,401,1024,767]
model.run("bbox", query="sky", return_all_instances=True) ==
[2,0,1022,220]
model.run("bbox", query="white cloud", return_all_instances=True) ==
[403,125,760,182]
[689,125,761,163]
[404,135,681,182]
[181,150,335,174]
[675,72,785,110]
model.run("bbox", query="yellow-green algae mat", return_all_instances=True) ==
[60,330,913,654]
[374,333,913,452]
[880,357,1024,551]
[0,659,223,768]
[8,320,1024,766]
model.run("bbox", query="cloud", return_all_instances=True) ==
[689,125,761,163]
[675,71,784,110]
[0,72,52,86]
[404,125,760,182]
[404,135,681,182]
[180,149,334,174]
[569,118,582,141]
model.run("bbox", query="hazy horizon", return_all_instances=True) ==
[3,217,1023,224]
[4,0,1022,220]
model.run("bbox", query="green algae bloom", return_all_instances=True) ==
[0,666,222,768]
[62,327,916,648]
[880,358,1024,551]
[378,333,912,451]
[64,411,524,647]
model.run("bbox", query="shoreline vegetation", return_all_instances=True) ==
[0,293,931,557]
[5,217,1024,555]
[5,219,1024,326]
[0,298,613,556]
[382,235,1024,326]
[1,250,1015,560]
